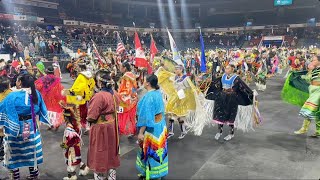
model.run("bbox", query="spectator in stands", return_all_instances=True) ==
[29,43,35,57]
[39,39,46,56]
[34,35,39,52]
[81,41,87,50]
[17,42,24,59]
[0,36,4,50]
[24,47,30,60]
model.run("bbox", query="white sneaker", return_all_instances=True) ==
[178,132,187,139]
[108,169,116,180]
[215,133,222,140]
[224,134,234,141]
[167,132,174,139]
[79,165,90,176]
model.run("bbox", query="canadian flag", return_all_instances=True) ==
[134,32,148,68]
[148,34,158,74]
[150,34,158,62]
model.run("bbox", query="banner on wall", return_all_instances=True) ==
[263,36,284,41]
[0,14,14,20]
[37,17,44,23]
[79,21,89,26]
[27,16,37,22]
[63,20,80,26]
[13,15,27,21]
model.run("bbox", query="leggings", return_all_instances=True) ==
[10,167,39,180]
[218,124,234,134]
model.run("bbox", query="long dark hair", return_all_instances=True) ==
[146,74,160,90]
[0,76,10,93]
[17,74,38,104]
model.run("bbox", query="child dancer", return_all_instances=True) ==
[60,104,90,180]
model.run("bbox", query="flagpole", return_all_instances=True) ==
[91,39,107,66]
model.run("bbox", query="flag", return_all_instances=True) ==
[91,40,106,66]
[167,28,183,65]
[200,30,207,72]
[150,34,158,62]
[134,31,148,68]
[148,34,158,74]
[116,32,126,55]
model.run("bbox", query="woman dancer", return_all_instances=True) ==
[206,65,254,141]
[136,74,168,180]
[0,74,51,179]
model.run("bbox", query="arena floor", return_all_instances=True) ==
[1,73,320,179]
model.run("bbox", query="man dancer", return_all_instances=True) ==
[63,60,95,133]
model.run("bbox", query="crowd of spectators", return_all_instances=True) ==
[0,24,64,59]
[1,23,320,59]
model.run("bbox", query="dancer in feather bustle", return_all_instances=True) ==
[206,64,254,141]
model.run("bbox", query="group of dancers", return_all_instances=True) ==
[0,44,319,180]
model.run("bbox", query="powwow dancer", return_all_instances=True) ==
[255,52,268,91]
[157,65,196,139]
[0,74,51,179]
[294,55,320,137]
[35,66,66,130]
[136,74,168,180]
[118,61,138,137]
[0,76,12,162]
[87,70,120,180]
[63,60,95,133]
[206,64,261,141]
[60,103,89,180]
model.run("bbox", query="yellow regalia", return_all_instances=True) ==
[156,67,197,117]
[66,71,95,105]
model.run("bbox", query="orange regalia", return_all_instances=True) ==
[118,71,138,135]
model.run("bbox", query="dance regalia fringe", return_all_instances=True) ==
[35,74,66,128]
[281,71,309,107]
[205,74,261,133]
[156,67,213,136]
